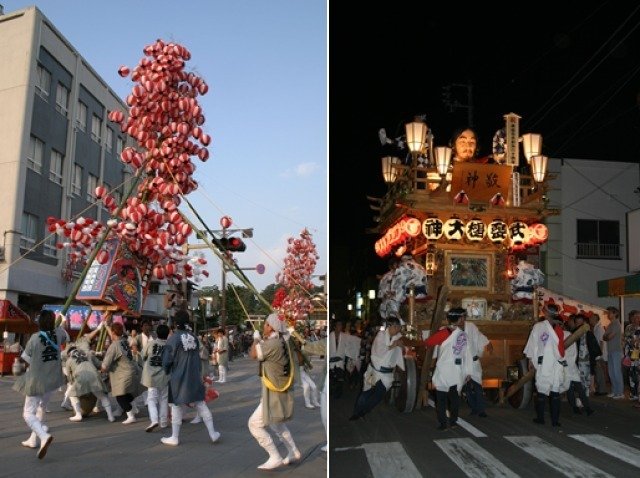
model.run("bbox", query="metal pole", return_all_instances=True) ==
[221,225,227,329]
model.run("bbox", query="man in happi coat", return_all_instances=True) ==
[524,303,567,426]
[13,310,68,459]
[460,312,492,417]
[248,313,301,470]
[161,310,220,446]
[425,308,474,430]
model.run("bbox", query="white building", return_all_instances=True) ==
[0,6,188,320]
[544,157,640,313]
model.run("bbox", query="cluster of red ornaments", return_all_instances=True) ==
[53,39,212,284]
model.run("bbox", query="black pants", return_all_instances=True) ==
[436,386,460,426]
[352,380,387,418]
[116,393,134,413]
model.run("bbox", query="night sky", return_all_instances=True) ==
[329,3,640,314]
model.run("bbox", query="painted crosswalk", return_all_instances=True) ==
[505,436,613,478]
[335,434,640,477]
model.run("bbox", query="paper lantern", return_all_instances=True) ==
[443,218,465,241]
[422,218,444,241]
[465,219,486,242]
[509,221,530,246]
[529,223,549,244]
[488,220,508,244]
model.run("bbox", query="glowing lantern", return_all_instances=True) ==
[488,220,508,244]
[443,218,465,241]
[422,218,444,241]
[465,219,486,242]
[529,223,549,244]
[509,221,530,246]
[405,218,421,237]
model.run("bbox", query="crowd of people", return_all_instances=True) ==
[329,302,640,431]
[13,309,327,468]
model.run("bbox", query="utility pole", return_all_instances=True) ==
[441,80,474,127]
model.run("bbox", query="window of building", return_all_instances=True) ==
[55,83,69,116]
[35,65,51,100]
[76,101,87,131]
[116,136,124,156]
[20,212,37,250]
[149,282,160,294]
[576,219,621,259]
[106,127,113,153]
[49,150,63,185]
[44,234,58,258]
[91,114,102,143]
[27,136,44,173]
[72,164,82,196]
[87,174,98,202]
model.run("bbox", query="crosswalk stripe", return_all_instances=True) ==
[358,442,423,478]
[435,438,519,478]
[569,434,640,469]
[505,436,613,478]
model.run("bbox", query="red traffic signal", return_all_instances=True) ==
[219,236,246,252]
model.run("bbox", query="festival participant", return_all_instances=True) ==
[100,322,144,425]
[329,319,347,398]
[161,310,220,446]
[248,313,300,470]
[563,318,594,416]
[350,316,405,421]
[13,309,68,459]
[292,334,321,409]
[215,329,229,383]
[460,311,492,417]
[425,309,473,430]
[65,344,115,422]
[603,306,624,399]
[302,335,328,452]
[142,324,170,432]
[524,304,567,426]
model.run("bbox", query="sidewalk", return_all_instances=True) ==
[0,356,326,477]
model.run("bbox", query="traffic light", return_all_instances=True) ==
[219,236,246,252]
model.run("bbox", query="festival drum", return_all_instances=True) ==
[387,355,420,413]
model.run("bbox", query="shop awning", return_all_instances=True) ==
[0,300,37,335]
[597,273,640,298]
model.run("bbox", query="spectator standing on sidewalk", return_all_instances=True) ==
[13,309,68,459]
[215,329,229,383]
[590,313,608,395]
[248,313,301,470]
[603,306,625,399]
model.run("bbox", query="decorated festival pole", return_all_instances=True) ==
[55,169,143,327]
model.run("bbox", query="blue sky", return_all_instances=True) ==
[6,0,327,292]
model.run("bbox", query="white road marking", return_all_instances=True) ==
[505,436,613,478]
[334,442,422,478]
[427,398,487,437]
[435,438,519,478]
[569,434,640,468]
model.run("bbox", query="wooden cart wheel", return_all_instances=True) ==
[79,393,97,417]
[508,358,533,409]
[387,355,419,413]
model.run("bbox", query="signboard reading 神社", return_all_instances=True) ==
[450,163,512,204]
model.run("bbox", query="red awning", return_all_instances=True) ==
[0,300,37,335]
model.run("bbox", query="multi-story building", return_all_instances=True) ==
[0,5,134,316]
[544,157,640,312]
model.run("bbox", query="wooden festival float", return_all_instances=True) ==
[372,113,561,412]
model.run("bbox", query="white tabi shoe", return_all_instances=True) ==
[37,434,53,459]
[146,422,159,433]
[282,449,302,465]
[257,457,284,470]
[210,431,221,443]
[161,436,179,446]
